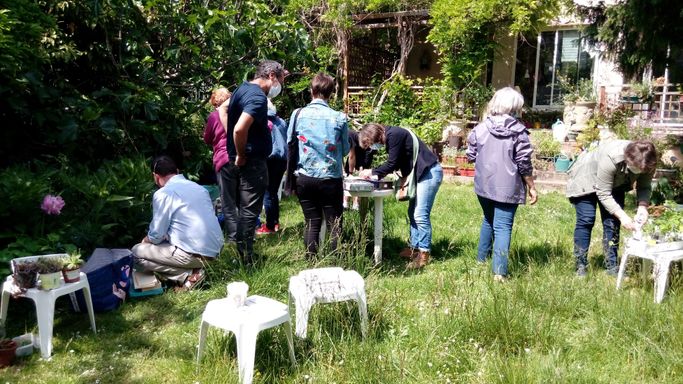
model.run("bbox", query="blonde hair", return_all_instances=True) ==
[210,87,231,108]
[486,87,524,117]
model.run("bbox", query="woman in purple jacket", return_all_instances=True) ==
[203,87,237,242]
[466,87,538,281]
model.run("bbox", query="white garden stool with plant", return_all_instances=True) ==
[288,267,368,339]
[196,295,296,384]
[0,254,96,359]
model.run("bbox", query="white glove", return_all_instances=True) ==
[634,205,649,227]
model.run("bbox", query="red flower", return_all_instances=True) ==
[327,144,336,152]
[303,147,308,153]
[298,135,307,143]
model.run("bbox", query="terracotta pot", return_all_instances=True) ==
[442,165,458,176]
[459,168,475,177]
[0,340,17,368]
[62,268,81,283]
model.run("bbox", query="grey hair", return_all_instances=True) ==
[486,87,525,117]
[255,60,285,80]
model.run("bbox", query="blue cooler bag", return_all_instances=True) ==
[70,248,133,313]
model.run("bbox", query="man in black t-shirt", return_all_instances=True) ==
[221,60,286,264]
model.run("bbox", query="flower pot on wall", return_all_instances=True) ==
[442,165,458,176]
[563,101,596,132]
[458,168,475,177]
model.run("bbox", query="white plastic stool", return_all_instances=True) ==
[197,295,296,384]
[617,238,683,303]
[0,254,97,359]
[288,267,368,339]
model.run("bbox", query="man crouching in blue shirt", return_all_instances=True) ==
[132,155,224,291]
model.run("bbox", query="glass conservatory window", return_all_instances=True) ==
[515,29,594,108]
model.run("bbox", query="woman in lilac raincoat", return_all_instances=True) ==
[466,87,538,281]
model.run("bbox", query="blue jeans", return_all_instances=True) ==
[476,196,519,276]
[408,164,443,252]
[571,191,625,272]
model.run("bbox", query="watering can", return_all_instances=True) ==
[554,154,574,173]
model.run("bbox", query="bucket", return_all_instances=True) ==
[554,155,573,173]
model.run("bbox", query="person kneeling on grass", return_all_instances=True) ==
[132,155,224,291]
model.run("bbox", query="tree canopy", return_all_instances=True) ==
[576,0,683,81]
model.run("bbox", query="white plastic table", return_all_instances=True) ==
[0,273,96,359]
[617,238,683,303]
[196,295,296,384]
[344,189,394,264]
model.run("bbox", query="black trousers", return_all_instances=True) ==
[224,158,268,262]
[296,175,344,255]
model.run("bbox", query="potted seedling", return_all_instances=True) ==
[11,260,39,290]
[36,257,64,290]
[62,250,84,283]
[0,338,17,368]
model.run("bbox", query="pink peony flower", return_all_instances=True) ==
[41,195,65,215]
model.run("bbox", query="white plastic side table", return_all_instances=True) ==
[288,267,368,339]
[196,295,296,384]
[343,189,394,264]
[0,273,97,359]
[617,238,683,303]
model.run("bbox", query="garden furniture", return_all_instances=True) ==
[288,267,368,339]
[343,188,394,264]
[196,295,296,384]
[0,254,97,359]
[617,238,683,303]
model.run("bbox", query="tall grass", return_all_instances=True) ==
[2,184,683,383]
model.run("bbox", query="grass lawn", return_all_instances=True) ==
[3,183,683,383]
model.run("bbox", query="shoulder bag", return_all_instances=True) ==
[284,107,304,195]
[395,128,420,201]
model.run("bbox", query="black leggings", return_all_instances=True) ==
[296,175,344,255]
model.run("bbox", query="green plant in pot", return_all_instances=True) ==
[458,162,475,176]
[12,260,39,290]
[36,257,64,290]
[62,250,84,283]
[0,338,18,368]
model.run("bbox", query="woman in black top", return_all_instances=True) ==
[358,123,443,268]
[344,129,375,210]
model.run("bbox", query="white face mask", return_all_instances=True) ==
[267,79,282,99]
[627,165,643,174]
[370,143,383,151]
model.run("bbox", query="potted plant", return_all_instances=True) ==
[562,78,597,133]
[62,250,84,283]
[12,260,39,290]
[36,257,64,290]
[639,206,683,251]
[458,162,475,177]
[0,338,17,368]
[531,131,562,161]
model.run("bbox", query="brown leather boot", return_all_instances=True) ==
[407,251,430,269]
[398,247,417,259]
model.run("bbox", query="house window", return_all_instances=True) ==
[515,29,594,108]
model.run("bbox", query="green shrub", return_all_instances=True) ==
[0,156,154,274]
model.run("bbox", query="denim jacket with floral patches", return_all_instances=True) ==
[287,99,350,179]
